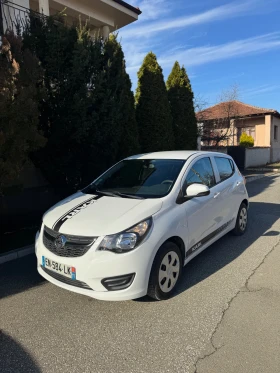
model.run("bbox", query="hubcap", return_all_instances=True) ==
[158,251,180,293]
[239,207,247,231]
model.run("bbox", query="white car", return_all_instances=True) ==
[36,151,249,301]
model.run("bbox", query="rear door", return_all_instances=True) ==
[212,156,241,226]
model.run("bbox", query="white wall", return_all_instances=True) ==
[271,116,280,163]
[38,0,49,15]
[271,148,280,163]
[245,147,270,168]
[14,0,30,7]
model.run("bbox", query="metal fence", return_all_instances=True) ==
[0,0,44,36]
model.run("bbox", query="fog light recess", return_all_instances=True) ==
[101,273,135,291]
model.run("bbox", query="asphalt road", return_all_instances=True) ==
[1,175,279,373]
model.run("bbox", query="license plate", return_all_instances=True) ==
[42,256,76,280]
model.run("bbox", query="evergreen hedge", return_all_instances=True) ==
[22,17,138,193]
[0,32,46,194]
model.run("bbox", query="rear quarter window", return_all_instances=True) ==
[215,157,235,182]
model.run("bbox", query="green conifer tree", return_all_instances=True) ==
[135,52,174,152]
[166,62,197,149]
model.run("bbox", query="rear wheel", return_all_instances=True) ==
[147,242,182,301]
[232,203,248,236]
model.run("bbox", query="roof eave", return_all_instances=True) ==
[112,0,142,15]
[197,111,280,122]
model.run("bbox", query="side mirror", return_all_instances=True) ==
[185,183,210,198]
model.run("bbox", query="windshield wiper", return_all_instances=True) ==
[99,190,144,199]
[85,185,143,199]
[83,185,117,197]
[112,192,144,200]
[96,190,122,198]
[98,190,143,199]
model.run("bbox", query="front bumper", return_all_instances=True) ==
[35,230,153,301]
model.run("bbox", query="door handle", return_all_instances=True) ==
[236,181,241,186]
[214,192,220,199]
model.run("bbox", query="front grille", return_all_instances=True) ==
[41,266,92,290]
[43,226,97,258]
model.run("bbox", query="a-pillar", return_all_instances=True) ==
[102,25,110,40]
[39,0,49,16]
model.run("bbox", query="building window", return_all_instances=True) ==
[246,127,255,140]
[274,125,278,141]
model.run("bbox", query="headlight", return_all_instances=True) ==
[98,218,152,253]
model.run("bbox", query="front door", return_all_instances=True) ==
[181,156,222,258]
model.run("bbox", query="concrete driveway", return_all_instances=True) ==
[0,175,279,373]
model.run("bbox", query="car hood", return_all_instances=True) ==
[43,192,163,236]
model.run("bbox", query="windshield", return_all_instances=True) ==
[83,159,185,199]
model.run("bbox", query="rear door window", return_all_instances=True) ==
[214,157,235,182]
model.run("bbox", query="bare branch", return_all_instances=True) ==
[194,94,208,113]
[200,85,241,147]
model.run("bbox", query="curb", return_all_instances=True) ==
[245,175,266,183]
[0,245,35,265]
[245,171,279,183]
[246,168,279,172]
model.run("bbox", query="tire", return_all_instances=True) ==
[147,242,183,301]
[232,202,248,236]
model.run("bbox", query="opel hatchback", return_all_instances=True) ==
[36,151,249,301]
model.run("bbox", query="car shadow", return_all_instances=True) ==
[245,174,279,198]
[136,200,280,302]
[0,331,41,372]
[0,255,46,300]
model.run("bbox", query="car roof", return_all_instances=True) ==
[126,151,230,160]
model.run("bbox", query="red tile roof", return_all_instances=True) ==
[196,100,280,121]
[112,0,142,15]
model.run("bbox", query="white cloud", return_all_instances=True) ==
[121,0,257,38]
[125,33,280,74]
[131,0,171,21]
[242,84,280,97]
[157,33,280,68]
[124,33,280,89]
[120,1,280,90]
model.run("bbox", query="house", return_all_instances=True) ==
[197,100,280,163]
[0,0,141,39]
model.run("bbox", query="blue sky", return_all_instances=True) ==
[118,0,280,111]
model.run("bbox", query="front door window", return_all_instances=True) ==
[185,157,216,189]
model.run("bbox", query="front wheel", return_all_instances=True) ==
[232,202,248,236]
[147,242,182,301]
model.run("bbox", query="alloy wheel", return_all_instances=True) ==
[158,251,180,293]
[239,207,247,231]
